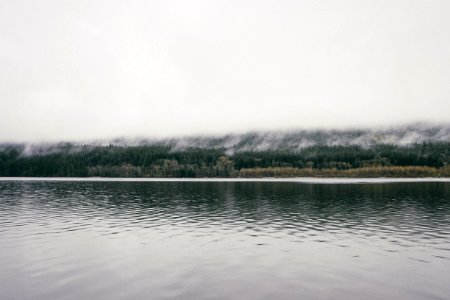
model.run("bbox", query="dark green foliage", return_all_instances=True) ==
[0,142,449,177]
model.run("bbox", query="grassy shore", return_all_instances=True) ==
[239,166,450,178]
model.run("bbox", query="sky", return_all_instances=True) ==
[1,0,449,142]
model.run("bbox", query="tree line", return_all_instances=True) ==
[0,143,449,177]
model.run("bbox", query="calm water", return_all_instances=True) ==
[0,180,449,300]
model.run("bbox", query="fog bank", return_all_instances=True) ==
[2,123,448,157]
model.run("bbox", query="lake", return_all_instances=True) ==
[0,179,449,299]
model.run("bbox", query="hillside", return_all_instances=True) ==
[1,124,449,178]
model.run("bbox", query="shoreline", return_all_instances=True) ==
[1,177,450,184]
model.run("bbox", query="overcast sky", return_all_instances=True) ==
[1,0,449,142]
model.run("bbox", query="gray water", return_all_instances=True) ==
[0,180,449,300]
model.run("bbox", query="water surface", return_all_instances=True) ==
[0,180,449,299]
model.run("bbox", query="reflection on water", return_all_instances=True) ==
[0,181,449,300]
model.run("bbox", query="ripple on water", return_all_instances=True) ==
[0,180,450,300]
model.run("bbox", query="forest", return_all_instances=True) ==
[0,142,449,177]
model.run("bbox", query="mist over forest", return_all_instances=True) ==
[136,123,450,154]
[3,123,449,156]
[1,123,449,178]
